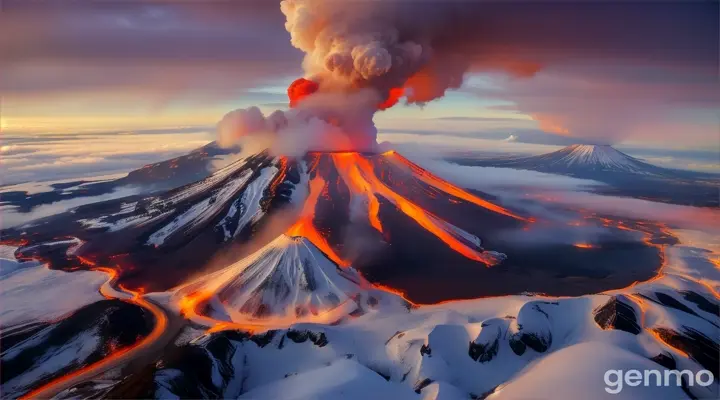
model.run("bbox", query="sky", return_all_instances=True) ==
[1,0,718,184]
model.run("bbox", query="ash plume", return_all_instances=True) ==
[218,0,717,153]
[219,0,539,153]
[279,0,541,104]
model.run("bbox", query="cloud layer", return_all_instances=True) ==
[1,128,214,184]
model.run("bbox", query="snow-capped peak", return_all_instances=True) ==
[174,234,404,325]
[551,144,651,173]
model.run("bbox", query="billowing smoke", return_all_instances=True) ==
[217,89,382,154]
[218,0,542,153]
[218,0,717,153]
[279,0,539,105]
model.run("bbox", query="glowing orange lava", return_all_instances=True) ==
[384,151,528,221]
[179,290,213,317]
[623,294,690,358]
[648,329,690,358]
[77,255,97,266]
[267,157,288,199]
[372,283,417,306]
[287,77,319,108]
[20,267,169,399]
[709,256,720,271]
[286,175,349,267]
[291,153,506,265]
[344,153,501,266]
[332,153,384,233]
[378,87,404,110]
[573,243,596,249]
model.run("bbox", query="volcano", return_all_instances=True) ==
[2,148,694,400]
[448,144,720,207]
[463,144,674,176]
[450,144,720,181]
[2,149,663,309]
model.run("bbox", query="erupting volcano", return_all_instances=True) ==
[3,1,719,398]
[3,145,666,310]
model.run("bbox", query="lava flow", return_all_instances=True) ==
[331,153,384,233]
[384,151,528,221]
[286,174,349,267]
[330,152,505,266]
[19,266,170,399]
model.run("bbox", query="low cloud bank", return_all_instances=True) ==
[413,157,720,237]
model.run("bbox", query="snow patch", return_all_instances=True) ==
[0,246,106,326]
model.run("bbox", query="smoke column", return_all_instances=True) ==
[220,0,530,153]
[219,0,716,152]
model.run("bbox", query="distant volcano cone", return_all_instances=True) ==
[546,144,650,171]
[467,144,670,175]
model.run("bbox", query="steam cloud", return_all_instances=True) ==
[218,0,543,153]
[218,0,717,153]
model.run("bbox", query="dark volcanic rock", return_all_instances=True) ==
[512,302,554,354]
[285,329,329,347]
[414,378,434,394]
[0,300,153,398]
[469,319,503,363]
[649,352,677,370]
[639,292,719,328]
[680,290,720,317]
[652,326,719,379]
[594,295,642,334]
[508,336,527,356]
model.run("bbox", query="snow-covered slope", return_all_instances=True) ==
[549,144,653,173]
[69,153,301,250]
[0,245,106,326]
[173,234,407,325]
[96,227,718,400]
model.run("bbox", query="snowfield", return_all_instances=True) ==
[556,144,652,173]
[1,226,718,399]
[0,245,106,327]
[148,228,719,400]
[147,169,254,246]
[217,166,279,241]
[1,149,718,399]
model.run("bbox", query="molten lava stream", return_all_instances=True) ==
[336,153,500,266]
[383,151,528,221]
[286,175,349,267]
[20,267,169,399]
[178,290,267,333]
[332,153,383,233]
[266,157,289,199]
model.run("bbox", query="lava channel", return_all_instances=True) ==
[286,175,349,267]
[383,150,528,221]
[332,152,503,266]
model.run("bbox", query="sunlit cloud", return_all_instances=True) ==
[0,129,215,184]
